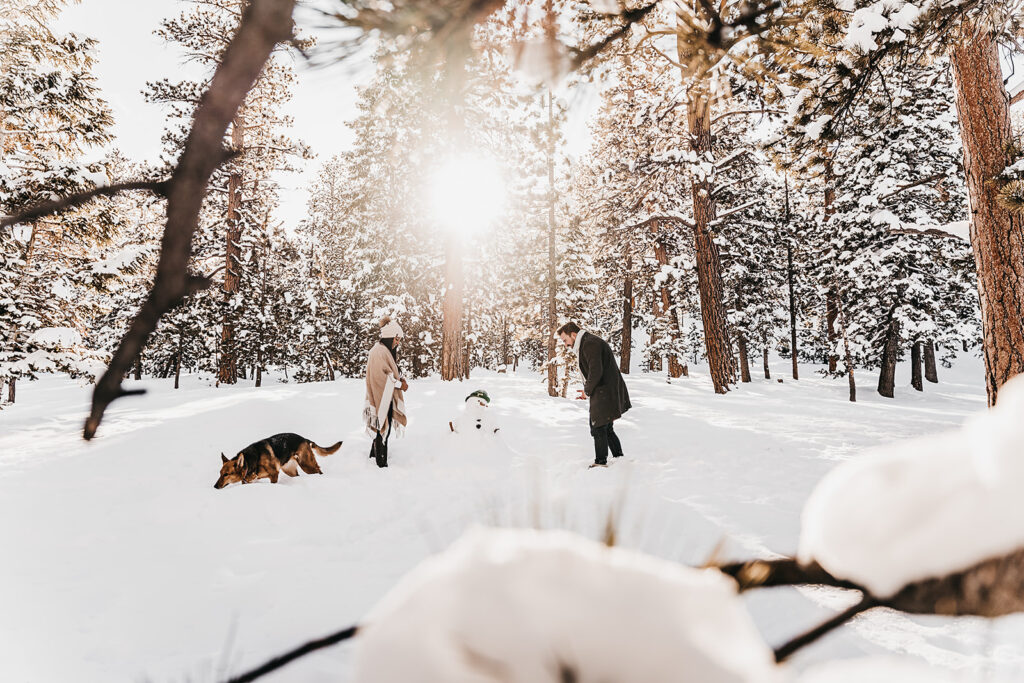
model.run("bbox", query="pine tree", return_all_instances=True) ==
[0,0,115,404]
[144,0,310,386]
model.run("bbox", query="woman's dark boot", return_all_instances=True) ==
[373,434,388,468]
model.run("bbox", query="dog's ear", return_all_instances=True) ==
[221,453,228,464]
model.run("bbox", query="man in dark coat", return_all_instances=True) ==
[557,322,631,468]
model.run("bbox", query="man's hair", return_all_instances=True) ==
[557,322,580,336]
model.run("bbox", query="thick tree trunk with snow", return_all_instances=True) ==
[218,112,245,386]
[877,313,899,399]
[688,90,735,393]
[911,341,923,391]
[620,252,632,374]
[925,339,938,383]
[950,24,1024,407]
[441,237,464,381]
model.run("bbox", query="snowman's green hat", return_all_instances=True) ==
[466,390,490,404]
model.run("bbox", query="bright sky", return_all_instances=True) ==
[52,0,599,231]
[54,0,370,228]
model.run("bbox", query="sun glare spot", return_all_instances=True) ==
[428,155,506,236]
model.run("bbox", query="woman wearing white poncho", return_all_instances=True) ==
[363,318,408,468]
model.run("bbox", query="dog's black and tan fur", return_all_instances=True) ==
[214,433,342,489]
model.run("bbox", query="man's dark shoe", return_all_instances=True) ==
[589,462,608,469]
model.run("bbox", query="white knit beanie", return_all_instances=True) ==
[380,320,404,338]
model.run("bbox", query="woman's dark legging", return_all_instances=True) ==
[591,421,624,465]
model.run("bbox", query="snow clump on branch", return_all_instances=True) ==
[352,526,778,683]
[799,374,1024,597]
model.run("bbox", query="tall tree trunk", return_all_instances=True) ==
[763,343,771,380]
[654,235,685,378]
[218,111,245,386]
[174,334,182,390]
[949,24,1024,406]
[688,92,735,392]
[7,377,14,404]
[255,242,267,387]
[737,334,751,383]
[678,23,734,393]
[838,298,857,402]
[785,176,799,381]
[650,290,663,371]
[463,304,472,380]
[133,354,142,380]
[499,319,507,370]
[911,341,924,391]
[877,311,900,399]
[924,339,939,383]
[545,91,558,397]
[826,292,840,374]
[620,251,633,374]
[824,160,840,375]
[441,236,465,381]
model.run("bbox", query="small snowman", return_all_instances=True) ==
[449,390,500,435]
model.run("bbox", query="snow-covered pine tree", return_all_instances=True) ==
[804,58,976,399]
[0,0,116,404]
[144,0,311,386]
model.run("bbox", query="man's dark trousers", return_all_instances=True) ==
[591,421,624,465]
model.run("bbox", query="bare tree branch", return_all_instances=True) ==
[1011,88,1024,106]
[774,596,877,662]
[0,181,168,231]
[879,172,946,201]
[569,1,660,69]
[83,0,299,439]
[224,624,359,683]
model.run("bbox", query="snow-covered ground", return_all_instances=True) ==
[2,356,1022,682]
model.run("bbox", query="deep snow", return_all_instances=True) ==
[1,355,1023,681]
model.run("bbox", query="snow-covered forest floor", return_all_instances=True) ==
[2,356,1023,682]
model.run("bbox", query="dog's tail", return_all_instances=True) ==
[310,440,343,456]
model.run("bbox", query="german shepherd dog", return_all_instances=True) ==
[214,433,342,489]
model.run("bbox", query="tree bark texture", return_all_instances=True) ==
[763,345,770,380]
[441,236,465,381]
[545,91,558,397]
[911,341,923,392]
[688,89,735,393]
[737,334,751,383]
[826,290,840,374]
[950,24,1024,406]
[620,252,633,374]
[924,339,938,383]
[877,312,899,399]
[787,244,798,380]
[219,111,245,386]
